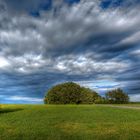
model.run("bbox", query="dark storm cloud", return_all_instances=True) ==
[1,0,52,15]
[0,0,140,103]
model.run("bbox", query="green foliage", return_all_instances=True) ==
[105,88,129,104]
[45,82,99,104]
[80,87,100,104]
[94,97,109,104]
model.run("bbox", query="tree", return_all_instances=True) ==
[45,82,82,104]
[94,97,109,104]
[80,87,99,104]
[44,82,99,104]
[105,88,129,104]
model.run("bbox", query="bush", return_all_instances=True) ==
[44,82,99,104]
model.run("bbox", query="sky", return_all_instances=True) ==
[0,0,140,104]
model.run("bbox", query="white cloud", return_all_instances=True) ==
[0,0,138,76]
[131,49,140,56]
[9,96,42,102]
[130,94,140,102]
[0,56,10,68]
[76,80,120,92]
[119,31,140,45]
[54,54,129,75]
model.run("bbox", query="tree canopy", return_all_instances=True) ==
[44,82,99,104]
[105,88,129,104]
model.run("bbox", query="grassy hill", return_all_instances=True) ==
[0,104,140,140]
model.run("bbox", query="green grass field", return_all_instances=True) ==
[0,105,140,140]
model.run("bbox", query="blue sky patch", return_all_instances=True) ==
[64,0,80,5]
[29,10,40,17]
[29,0,52,17]
[100,0,123,9]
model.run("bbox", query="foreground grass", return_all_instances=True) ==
[0,105,140,140]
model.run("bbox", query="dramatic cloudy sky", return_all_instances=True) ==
[0,0,140,103]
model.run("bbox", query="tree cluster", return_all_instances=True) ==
[44,82,129,104]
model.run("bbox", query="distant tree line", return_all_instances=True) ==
[44,82,129,104]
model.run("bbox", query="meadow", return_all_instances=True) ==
[0,104,140,140]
